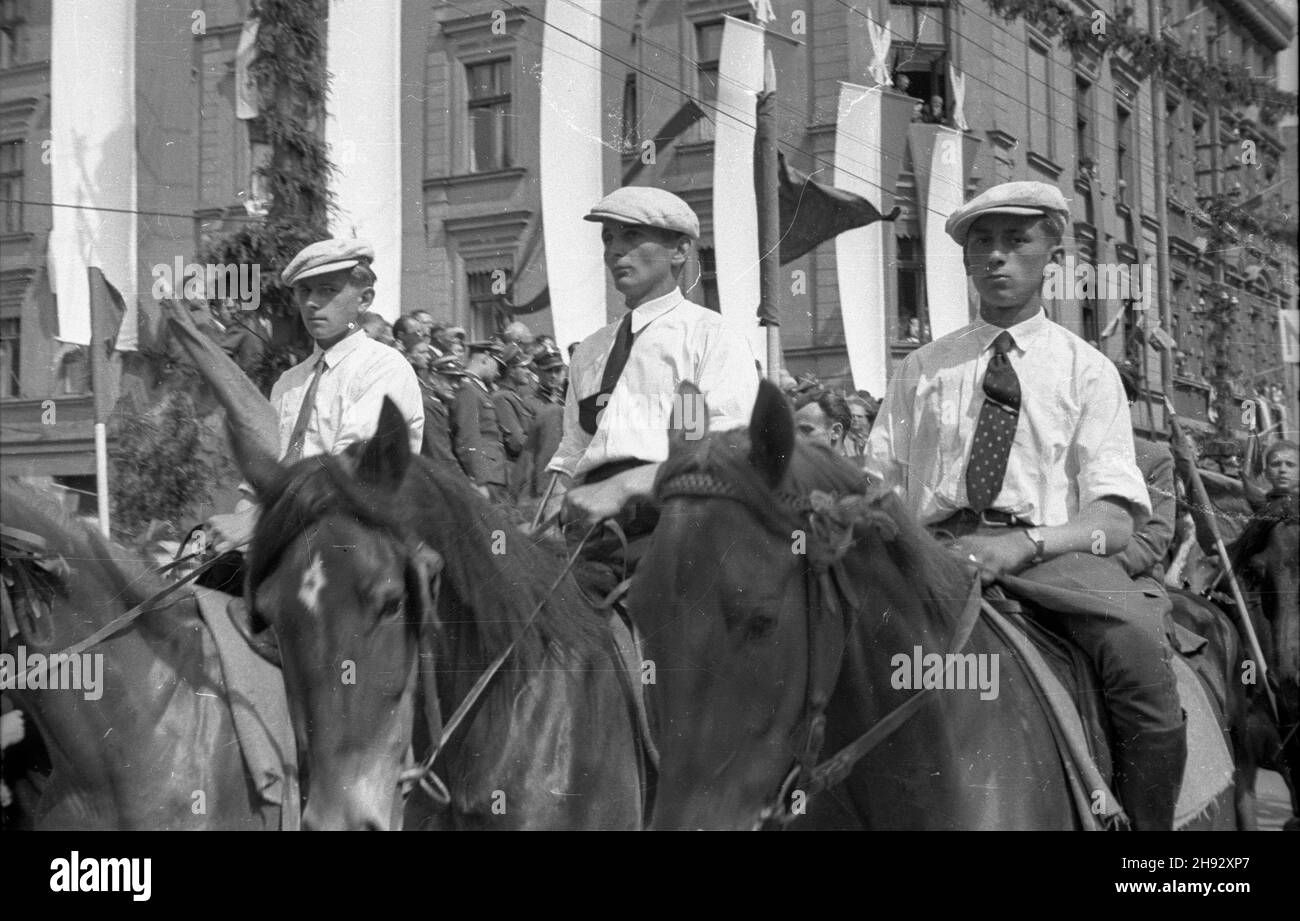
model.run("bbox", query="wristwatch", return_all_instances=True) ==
[1023,528,1047,564]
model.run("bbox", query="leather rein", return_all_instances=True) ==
[656,470,983,830]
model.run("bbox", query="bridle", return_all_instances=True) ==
[656,468,983,830]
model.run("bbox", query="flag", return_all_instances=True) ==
[772,152,899,266]
[1281,308,1299,364]
[235,18,261,120]
[87,268,125,424]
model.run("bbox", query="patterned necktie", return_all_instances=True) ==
[578,311,635,435]
[965,331,1021,513]
[282,357,326,464]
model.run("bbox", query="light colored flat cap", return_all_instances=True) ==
[584,186,700,239]
[945,181,1069,245]
[281,238,375,286]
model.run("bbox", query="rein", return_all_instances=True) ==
[398,521,602,806]
[657,468,985,830]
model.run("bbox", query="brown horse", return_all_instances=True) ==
[632,382,1233,830]
[1234,493,1300,830]
[1,480,284,830]
[237,400,647,830]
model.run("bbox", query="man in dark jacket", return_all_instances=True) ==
[452,340,509,500]
[492,346,536,503]
[413,346,464,473]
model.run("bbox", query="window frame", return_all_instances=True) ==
[464,57,514,173]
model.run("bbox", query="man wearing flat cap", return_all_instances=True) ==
[452,339,512,500]
[543,186,759,536]
[208,239,423,547]
[864,180,1185,830]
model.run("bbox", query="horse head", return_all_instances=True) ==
[632,380,874,829]
[248,398,443,831]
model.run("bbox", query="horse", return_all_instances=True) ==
[0,480,286,830]
[235,399,648,830]
[1233,493,1300,830]
[631,381,1235,830]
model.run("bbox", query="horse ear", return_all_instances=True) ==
[748,379,794,488]
[669,380,708,451]
[357,397,411,492]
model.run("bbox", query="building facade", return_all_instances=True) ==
[2,0,1296,488]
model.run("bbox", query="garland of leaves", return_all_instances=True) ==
[986,1,1298,125]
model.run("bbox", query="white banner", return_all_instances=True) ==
[540,0,607,352]
[49,0,137,349]
[924,126,970,339]
[1281,308,1299,364]
[326,0,403,322]
[834,83,888,397]
[712,16,767,368]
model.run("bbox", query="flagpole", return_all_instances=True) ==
[756,50,782,384]
[88,271,111,537]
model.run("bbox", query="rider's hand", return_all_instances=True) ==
[950,533,1035,584]
[561,466,658,531]
[207,506,259,553]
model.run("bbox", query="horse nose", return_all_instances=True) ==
[302,802,389,831]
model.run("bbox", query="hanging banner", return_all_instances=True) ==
[326,0,403,322]
[1281,308,1299,364]
[48,0,138,350]
[712,15,767,367]
[539,0,607,352]
[833,83,910,396]
[909,124,979,338]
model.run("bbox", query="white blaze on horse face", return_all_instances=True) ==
[298,553,328,617]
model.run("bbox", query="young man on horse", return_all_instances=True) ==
[864,181,1186,830]
[542,187,759,538]
[207,239,424,549]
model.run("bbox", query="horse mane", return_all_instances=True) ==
[656,430,974,612]
[1,478,168,620]
[249,452,601,675]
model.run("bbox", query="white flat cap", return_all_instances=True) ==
[281,239,375,286]
[584,187,700,239]
[945,181,1070,245]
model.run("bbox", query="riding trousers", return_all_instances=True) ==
[932,517,1184,742]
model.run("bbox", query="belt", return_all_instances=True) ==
[939,508,1032,529]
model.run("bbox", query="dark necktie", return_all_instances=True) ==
[965,331,1021,513]
[578,311,634,435]
[282,357,326,464]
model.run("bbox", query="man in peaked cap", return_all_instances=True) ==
[418,351,466,473]
[207,239,423,549]
[865,180,1186,830]
[543,186,759,539]
[451,339,513,500]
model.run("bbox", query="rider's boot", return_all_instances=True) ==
[1115,716,1187,831]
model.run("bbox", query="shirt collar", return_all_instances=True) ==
[971,308,1050,354]
[626,289,684,335]
[311,327,368,368]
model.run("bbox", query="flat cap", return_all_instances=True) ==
[429,354,468,377]
[944,181,1069,246]
[281,239,375,286]
[584,186,700,239]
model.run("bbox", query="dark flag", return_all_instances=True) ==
[772,151,900,266]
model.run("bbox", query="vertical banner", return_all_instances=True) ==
[834,83,888,396]
[712,16,767,367]
[326,0,403,322]
[1280,308,1299,364]
[540,0,607,352]
[909,124,977,339]
[49,0,138,350]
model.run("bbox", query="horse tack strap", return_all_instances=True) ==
[802,575,985,797]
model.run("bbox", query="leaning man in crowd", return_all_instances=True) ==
[864,181,1185,830]
[208,240,423,548]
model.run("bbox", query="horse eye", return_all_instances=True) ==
[377,596,405,621]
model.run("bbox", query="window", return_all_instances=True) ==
[57,345,89,396]
[896,238,929,343]
[1115,105,1133,206]
[1074,77,1094,174]
[698,247,720,313]
[1193,112,1211,198]
[1078,246,1099,345]
[621,73,638,153]
[0,139,21,233]
[1026,42,1051,158]
[0,0,25,70]
[466,59,512,172]
[0,315,18,397]
[889,2,944,44]
[467,267,509,338]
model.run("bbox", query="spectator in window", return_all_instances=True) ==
[922,94,947,124]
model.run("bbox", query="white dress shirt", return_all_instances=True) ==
[270,329,423,460]
[547,290,760,480]
[864,309,1150,527]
